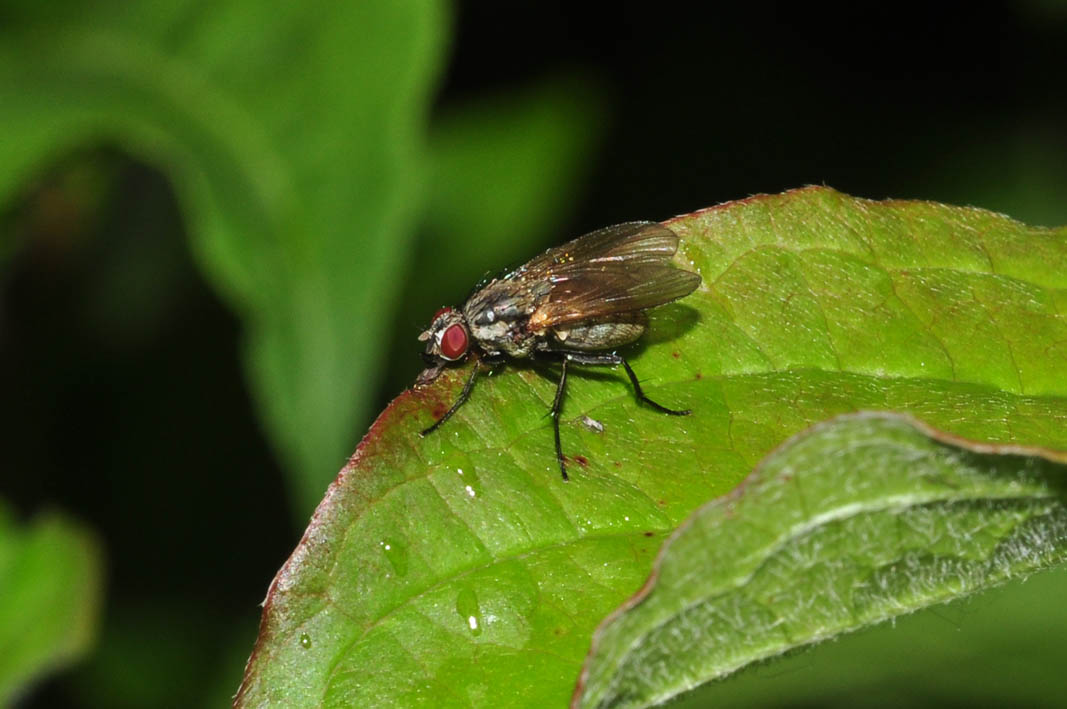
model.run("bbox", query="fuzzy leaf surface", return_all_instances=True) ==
[575,413,1067,707]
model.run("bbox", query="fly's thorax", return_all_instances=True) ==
[463,277,548,358]
[467,318,511,353]
[464,279,549,322]
[466,316,538,358]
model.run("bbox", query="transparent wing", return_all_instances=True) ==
[529,263,701,330]
[505,222,682,281]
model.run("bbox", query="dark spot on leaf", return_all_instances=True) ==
[672,351,680,359]
[643,531,655,537]
[432,402,448,419]
[657,499,666,506]
[573,455,588,467]
[613,461,622,468]
[694,372,703,380]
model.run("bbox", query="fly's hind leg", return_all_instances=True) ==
[559,351,691,416]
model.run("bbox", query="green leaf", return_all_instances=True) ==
[0,0,448,515]
[575,413,1067,708]
[237,187,1067,706]
[0,504,102,705]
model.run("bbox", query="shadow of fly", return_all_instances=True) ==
[416,221,701,480]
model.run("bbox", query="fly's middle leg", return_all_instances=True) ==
[558,351,691,416]
[551,356,569,481]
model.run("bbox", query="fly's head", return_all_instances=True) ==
[416,306,472,384]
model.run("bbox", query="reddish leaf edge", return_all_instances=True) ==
[569,410,1067,708]
[231,374,452,705]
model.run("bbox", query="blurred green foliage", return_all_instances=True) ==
[0,1,601,516]
[0,503,100,706]
[1,0,451,515]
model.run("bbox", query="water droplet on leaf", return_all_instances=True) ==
[381,538,409,577]
[457,466,482,498]
[455,587,483,637]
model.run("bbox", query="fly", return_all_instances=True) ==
[416,221,701,481]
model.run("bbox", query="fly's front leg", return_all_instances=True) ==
[559,351,691,416]
[420,363,481,436]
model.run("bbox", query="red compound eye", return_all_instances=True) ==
[440,323,469,360]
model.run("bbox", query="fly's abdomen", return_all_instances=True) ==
[551,313,647,351]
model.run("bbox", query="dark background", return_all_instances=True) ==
[445,2,1065,226]
[2,2,1065,706]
